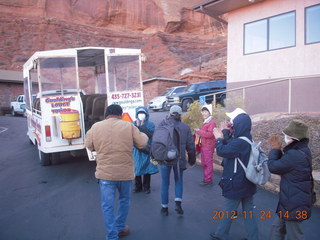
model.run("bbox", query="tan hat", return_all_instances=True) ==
[226,108,246,121]
[283,119,309,140]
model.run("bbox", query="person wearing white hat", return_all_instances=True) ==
[195,104,217,186]
[211,108,259,240]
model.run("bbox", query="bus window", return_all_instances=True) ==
[107,55,140,92]
[39,57,77,93]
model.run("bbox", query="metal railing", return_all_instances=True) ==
[204,74,320,113]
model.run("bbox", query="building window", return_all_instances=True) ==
[244,11,296,54]
[306,4,320,44]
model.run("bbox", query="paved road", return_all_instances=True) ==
[0,114,319,240]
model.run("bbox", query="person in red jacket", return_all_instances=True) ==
[195,104,217,185]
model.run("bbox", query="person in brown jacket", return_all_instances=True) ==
[85,104,148,240]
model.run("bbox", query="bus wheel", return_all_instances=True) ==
[38,149,51,166]
[51,152,60,165]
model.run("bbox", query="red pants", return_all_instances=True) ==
[201,147,214,183]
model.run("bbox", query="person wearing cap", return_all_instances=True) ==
[85,104,148,240]
[267,119,313,240]
[195,104,217,186]
[211,108,259,240]
[132,106,159,194]
[159,105,196,216]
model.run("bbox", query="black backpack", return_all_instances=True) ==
[151,120,179,164]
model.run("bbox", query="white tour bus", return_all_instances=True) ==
[23,47,144,165]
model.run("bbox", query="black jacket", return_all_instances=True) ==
[216,113,256,199]
[158,116,196,169]
[268,139,312,221]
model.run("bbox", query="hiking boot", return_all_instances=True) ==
[118,225,130,237]
[175,201,184,215]
[199,181,213,186]
[161,207,169,216]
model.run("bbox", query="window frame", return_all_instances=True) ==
[305,3,320,45]
[243,10,296,55]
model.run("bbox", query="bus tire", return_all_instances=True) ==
[38,149,51,166]
[51,152,60,165]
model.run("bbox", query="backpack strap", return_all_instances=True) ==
[234,157,246,173]
[233,136,251,173]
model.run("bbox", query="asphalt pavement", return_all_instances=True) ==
[0,113,319,240]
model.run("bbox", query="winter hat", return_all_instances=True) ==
[201,104,212,115]
[283,119,309,140]
[105,104,123,117]
[170,105,182,115]
[226,108,246,122]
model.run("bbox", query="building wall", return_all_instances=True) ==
[0,82,24,108]
[227,0,320,82]
[226,0,320,114]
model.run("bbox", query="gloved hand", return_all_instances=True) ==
[268,135,282,149]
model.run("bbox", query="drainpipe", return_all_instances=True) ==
[288,78,292,113]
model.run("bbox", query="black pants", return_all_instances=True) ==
[135,174,151,191]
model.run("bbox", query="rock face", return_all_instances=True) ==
[0,0,227,79]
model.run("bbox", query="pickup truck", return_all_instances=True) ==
[10,95,25,116]
[166,80,226,111]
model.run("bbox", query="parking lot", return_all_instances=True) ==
[1,113,320,240]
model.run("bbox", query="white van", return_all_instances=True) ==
[23,47,144,165]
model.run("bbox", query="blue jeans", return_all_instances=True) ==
[160,165,183,207]
[99,180,131,240]
[211,196,259,240]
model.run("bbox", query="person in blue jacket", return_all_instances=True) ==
[267,119,313,240]
[132,106,159,194]
[211,108,259,240]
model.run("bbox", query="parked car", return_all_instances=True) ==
[10,95,25,116]
[148,85,186,111]
[166,80,226,111]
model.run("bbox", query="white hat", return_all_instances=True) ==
[201,104,212,115]
[170,105,182,115]
[226,108,246,122]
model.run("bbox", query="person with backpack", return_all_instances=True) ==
[267,119,313,240]
[152,105,196,216]
[195,104,217,186]
[211,108,259,240]
[132,106,159,194]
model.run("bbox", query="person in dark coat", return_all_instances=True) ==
[132,106,159,194]
[159,105,196,216]
[211,108,259,240]
[268,119,313,240]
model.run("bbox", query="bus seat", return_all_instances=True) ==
[88,95,107,122]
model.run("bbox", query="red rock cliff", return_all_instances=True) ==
[0,0,227,79]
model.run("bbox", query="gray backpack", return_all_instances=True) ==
[151,120,179,164]
[234,136,271,185]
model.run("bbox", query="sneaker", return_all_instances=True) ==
[144,188,151,194]
[175,201,184,215]
[161,207,169,216]
[199,181,213,186]
[209,232,221,240]
[231,211,238,219]
[118,225,130,237]
[133,188,142,193]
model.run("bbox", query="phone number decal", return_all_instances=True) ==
[111,92,141,100]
